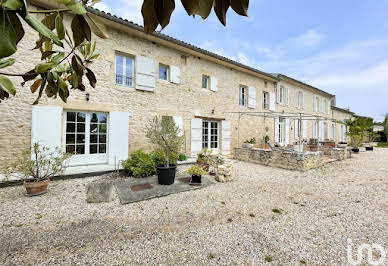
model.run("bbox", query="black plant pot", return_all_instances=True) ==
[366,146,374,151]
[191,175,202,184]
[352,148,360,153]
[156,165,177,185]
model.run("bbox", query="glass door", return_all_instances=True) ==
[65,111,108,166]
[202,121,219,154]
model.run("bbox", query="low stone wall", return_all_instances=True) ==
[234,148,324,171]
[320,147,351,160]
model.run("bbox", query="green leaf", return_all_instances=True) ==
[181,0,199,15]
[71,15,91,47]
[21,69,39,85]
[30,78,43,93]
[84,13,108,39]
[55,14,65,40]
[51,52,65,64]
[141,0,159,34]
[41,51,56,60]
[230,0,249,16]
[8,12,24,44]
[65,0,87,15]
[154,0,175,29]
[35,62,57,73]
[214,0,230,26]
[0,58,16,69]
[58,77,69,102]
[181,0,213,19]
[86,68,96,88]
[55,0,72,4]
[0,75,16,96]
[89,51,100,60]
[2,0,24,10]
[0,8,17,59]
[24,13,64,47]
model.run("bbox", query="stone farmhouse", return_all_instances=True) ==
[0,1,356,175]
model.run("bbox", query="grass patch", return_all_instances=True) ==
[272,208,282,214]
[208,253,217,259]
[300,259,307,264]
[377,142,388,148]
[221,201,226,205]
[249,213,255,218]
[227,218,233,223]
[265,256,273,262]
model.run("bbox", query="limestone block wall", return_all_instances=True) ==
[234,147,324,171]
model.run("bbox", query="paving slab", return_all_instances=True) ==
[114,174,215,204]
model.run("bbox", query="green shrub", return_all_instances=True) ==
[152,150,177,166]
[122,150,156,178]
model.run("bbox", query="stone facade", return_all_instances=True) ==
[234,147,324,171]
[0,3,355,172]
[208,155,234,182]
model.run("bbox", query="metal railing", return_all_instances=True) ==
[115,74,133,87]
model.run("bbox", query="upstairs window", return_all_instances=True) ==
[263,91,269,110]
[297,91,303,108]
[277,86,284,104]
[115,54,134,87]
[239,86,247,106]
[159,64,169,81]
[202,75,210,89]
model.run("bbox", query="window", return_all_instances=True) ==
[297,91,303,108]
[324,99,328,113]
[115,54,134,87]
[239,86,247,106]
[263,91,269,109]
[159,64,169,81]
[202,75,210,89]
[277,87,284,104]
[295,119,301,138]
[65,111,108,155]
[202,121,219,151]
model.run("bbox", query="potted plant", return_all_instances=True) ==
[122,150,156,178]
[263,135,270,149]
[324,140,335,148]
[365,131,377,151]
[187,164,207,184]
[146,116,183,185]
[308,138,318,151]
[9,143,71,196]
[197,148,212,171]
[242,138,256,149]
[347,117,373,153]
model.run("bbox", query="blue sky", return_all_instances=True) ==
[94,0,388,121]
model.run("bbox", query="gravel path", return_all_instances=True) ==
[0,149,387,265]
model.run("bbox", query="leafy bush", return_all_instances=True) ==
[122,150,156,178]
[152,150,177,167]
[178,154,187,161]
[187,165,207,176]
[244,138,256,144]
[197,148,212,164]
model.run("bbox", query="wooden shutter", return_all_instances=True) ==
[173,116,183,137]
[274,117,280,143]
[210,76,218,92]
[191,118,202,157]
[248,87,256,109]
[108,112,130,165]
[269,92,276,111]
[221,120,231,155]
[135,55,155,92]
[170,65,180,84]
[285,119,290,145]
[31,106,63,152]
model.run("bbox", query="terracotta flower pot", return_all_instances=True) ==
[24,179,50,196]
[310,146,318,152]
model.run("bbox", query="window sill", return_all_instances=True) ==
[113,83,136,93]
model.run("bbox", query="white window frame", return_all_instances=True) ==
[115,53,134,87]
[278,118,284,145]
[277,87,284,104]
[295,119,301,139]
[202,120,219,153]
[158,64,169,81]
[239,86,247,106]
[263,91,269,110]
[202,75,210,89]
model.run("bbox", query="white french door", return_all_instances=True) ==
[64,111,109,166]
[202,121,219,154]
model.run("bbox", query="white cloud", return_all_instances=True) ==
[290,29,325,48]
[92,2,111,13]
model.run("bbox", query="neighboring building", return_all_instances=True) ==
[331,106,355,143]
[0,1,357,175]
[373,125,384,132]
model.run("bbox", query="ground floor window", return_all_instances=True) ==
[65,111,108,155]
[202,121,219,151]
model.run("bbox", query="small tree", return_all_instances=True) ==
[10,143,71,182]
[384,114,388,139]
[146,116,183,167]
[347,117,374,148]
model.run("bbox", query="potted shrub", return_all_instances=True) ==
[365,131,377,151]
[308,138,318,151]
[152,149,178,167]
[242,138,256,149]
[347,117,373,153]
[9,143,71,196]
[324,140,335,148]
[263,135,270,149]
[146,116,183,185]
[122,150,156,178]
[196,148,212,171]
[187,164,207,184]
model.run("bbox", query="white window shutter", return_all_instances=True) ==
[285,119,290,145]
[135,55,155,92]
[319,97,323,113]
[221,120,231,155]
[109,112,130,165]
[295,89,299,108]
[327,100,331,114]
[31,106,63,152]
[248,87,256,109]
[313,121,316,138]
[269,92,276,111]
[276,83,281,103]
[303,120,307,139]
[319,121,324,141]
[173,116,183,137]
[170,65,180,84]
[302,92,306,109]
[210,76,218,91]
[274,117,280,143]
[294,119,299,139]
[286,88,289,105]
[191,118,203,157]
[313,95,317,112]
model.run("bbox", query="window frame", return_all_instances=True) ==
[239,86,247,106]
[278,86,284,104]
[158,63,169,81]
[115,53,134,88]
[263,91,269,110]
[202,75,210,89]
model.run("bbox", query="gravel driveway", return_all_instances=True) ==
[0,149,387,265]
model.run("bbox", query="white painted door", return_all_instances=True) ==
[64,111,109,166]
[202,121,219,154]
